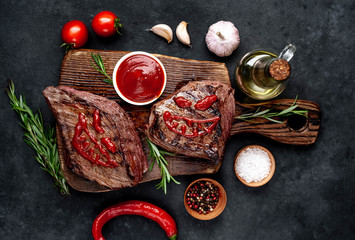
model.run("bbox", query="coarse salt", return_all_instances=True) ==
[235,147,271,183]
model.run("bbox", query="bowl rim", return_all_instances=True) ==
[112,51,167,106]
[234,145,276,187]
[184,178,227,220]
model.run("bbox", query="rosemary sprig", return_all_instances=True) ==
[236,96,308,124]
[90,53,113,85]
[6,81,70,196]
[147,138,180,194]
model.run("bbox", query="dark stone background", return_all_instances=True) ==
[0,0,354,239]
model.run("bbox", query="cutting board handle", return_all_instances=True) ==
[231,99,321,145]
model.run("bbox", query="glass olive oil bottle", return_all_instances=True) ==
[236,44,296,100]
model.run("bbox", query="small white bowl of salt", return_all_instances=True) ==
[234,145,275,187]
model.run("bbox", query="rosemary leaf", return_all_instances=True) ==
[289,110,308,117]
[236,96,308,123]
[249,109,271,117]
[146,138,180,194]
[90,53,113,85]
[265,117,284,124]
[277,104,299,115]
[159,150,175,156]
[6,80,70,196]
[102,79,113,85]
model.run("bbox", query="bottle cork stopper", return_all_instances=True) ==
[269,59,291,81]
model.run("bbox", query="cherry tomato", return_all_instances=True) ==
[61,20,88,49]
[92,11,123,37]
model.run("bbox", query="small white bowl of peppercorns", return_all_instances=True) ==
[184,178,227,220]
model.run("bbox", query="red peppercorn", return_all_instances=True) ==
[186,180,220,215]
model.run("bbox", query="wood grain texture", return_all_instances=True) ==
[232,99,321,145]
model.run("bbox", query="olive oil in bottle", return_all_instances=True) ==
[236,44,296,100]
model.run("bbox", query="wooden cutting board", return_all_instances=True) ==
[58,49,320,192]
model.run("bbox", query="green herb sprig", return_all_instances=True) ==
[236,96,308,124]
[6,81,70,196]
[90,53,113,85]
[60,43,75,54]
[147,138,180,194]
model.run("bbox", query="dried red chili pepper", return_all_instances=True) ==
[92,200,178,240]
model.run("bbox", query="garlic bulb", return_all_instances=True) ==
[150,24,173,43]
[205,21,240,57]
[176,21,191,46]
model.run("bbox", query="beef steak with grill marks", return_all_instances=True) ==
[146,81,235,163]
[43,86,147,189]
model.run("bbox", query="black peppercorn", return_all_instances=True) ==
[185,181,220,215]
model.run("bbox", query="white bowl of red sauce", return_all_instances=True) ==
[112,51,167,105]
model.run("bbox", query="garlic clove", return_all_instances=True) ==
[150,24,173,43]
[205,21,240,57]
[176,21,191,47]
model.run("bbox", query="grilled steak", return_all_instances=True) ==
[146,81,235,163]
[43,86,147,189]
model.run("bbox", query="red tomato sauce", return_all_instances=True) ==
[72,110,118,168]
[116,54,165,103]
[174,96,192,108]
[195,95,217,111]
[163,111,220,139]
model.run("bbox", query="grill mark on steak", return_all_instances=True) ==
[208,102,221,116]
[213,124,222,139]
[204,85,215,95]
[158,129,166,141]
[171,135,181,146]
[146,81,235,163]
[204,149,219,160]
[184,91,199,101]
[43,86,147,189]
[152,111,161,132]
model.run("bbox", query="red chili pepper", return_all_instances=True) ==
[92,200,178,240]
